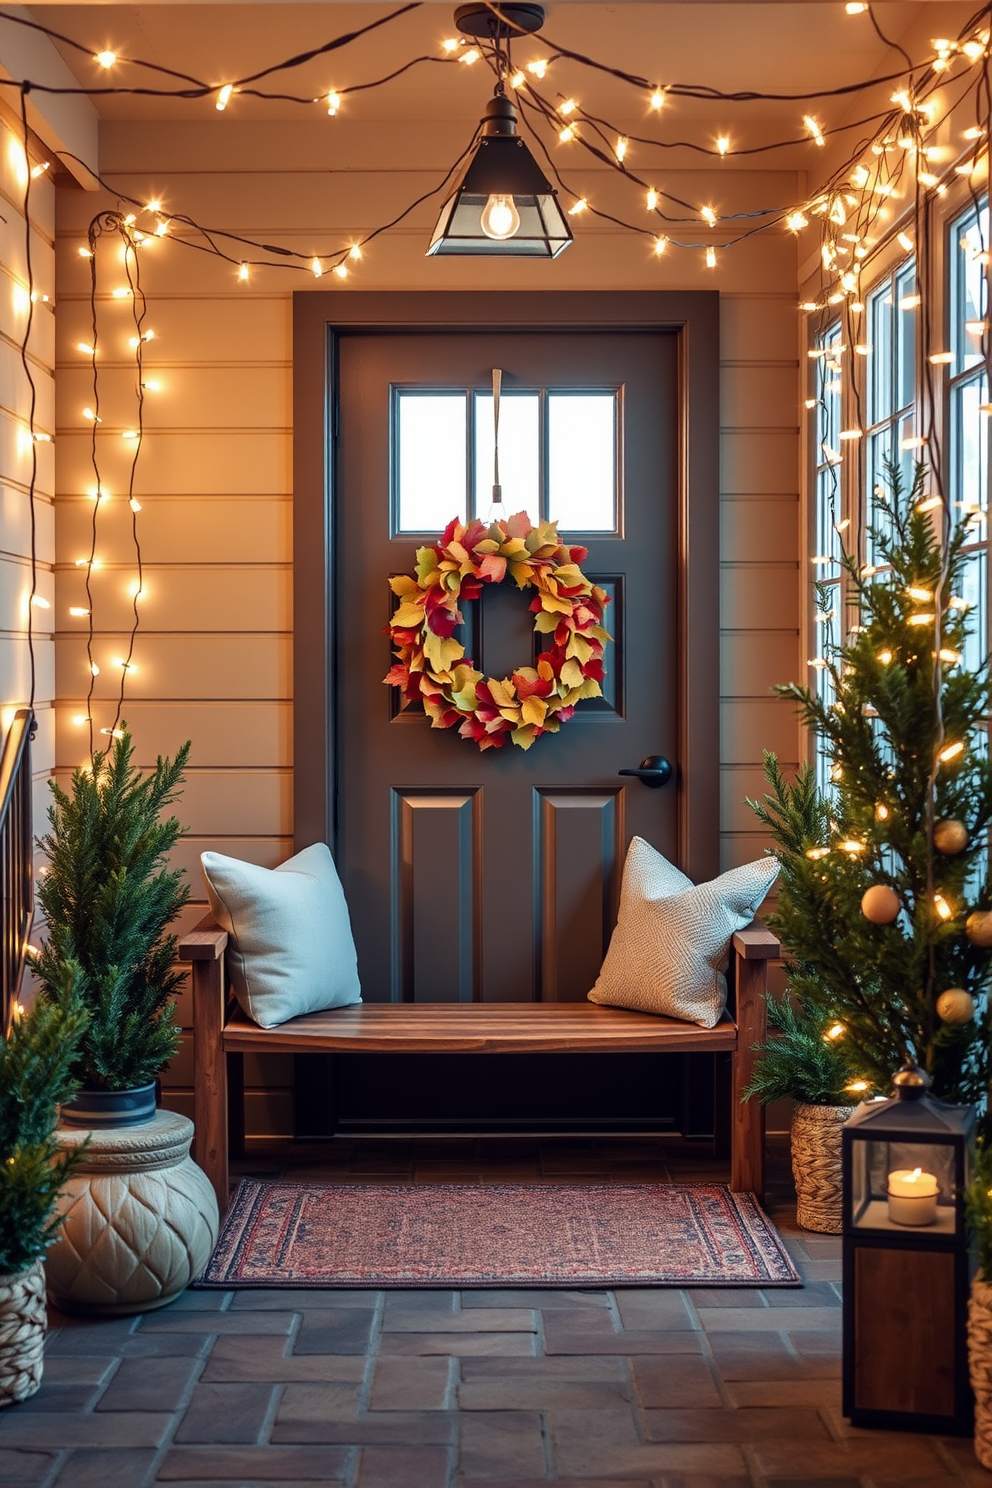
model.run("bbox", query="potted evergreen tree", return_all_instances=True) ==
[750,465,992,1226]
[744,982,857,1231]
[35,729,191,1124]
[0,993,85,1404]
[34,731,219,1316]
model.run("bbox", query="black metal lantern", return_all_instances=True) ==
[427,93,573,258]
[842,1063,975,1435]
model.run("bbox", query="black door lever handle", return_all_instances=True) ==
[618,755,673,789]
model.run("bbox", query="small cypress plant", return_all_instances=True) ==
[0,994,87,1274]
[35,730,191,1092]
[744,992,858,1107]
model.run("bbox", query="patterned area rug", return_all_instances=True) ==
[196,1181,800,1288]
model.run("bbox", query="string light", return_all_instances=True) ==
[238,262,249,282]
[825,1022,846,1041]
[311,257,323,278]
[806,847,830,860]
[615,136,627,162]
[935,895,953,921]
[846,1080,870,1094]
[326,91,341,116]
[716,136,730,156]
[700,206,717,227]
[216,84,234,111]
[653,236,668,256]
[938,741,965,763]
[803,116,826,147]
[705,247,717,268]
[568,199,588,216]
[68,607,89,618]
[95,51,116,68]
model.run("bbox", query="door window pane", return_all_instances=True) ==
[395,392,467,532]
[474,392,540,521]
[548,392,617,531]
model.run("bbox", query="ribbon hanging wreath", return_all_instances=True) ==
[384,512,611,751]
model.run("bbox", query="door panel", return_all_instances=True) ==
[336,331,679,1004]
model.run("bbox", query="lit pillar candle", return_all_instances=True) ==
[887,1166,938,1226]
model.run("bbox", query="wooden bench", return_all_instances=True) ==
[180,920,780,1215]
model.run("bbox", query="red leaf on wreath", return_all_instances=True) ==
[506,511,532,539]
[557,706,575,723]
[478,554,508,585]
[390,626,420,646]
[461,579,483,603]
[583,659,605,682]
[383,664,409,688]
[441,517,460,546]
[462,518,487,552]
[512,669,554,700]
[569,545,589,564]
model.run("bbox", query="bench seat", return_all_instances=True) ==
[181,919,779,1215]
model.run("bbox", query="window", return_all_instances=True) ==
[949,198,989,678]
[812,321,842,791]
[865,259,917,558]
[392,386,619,535]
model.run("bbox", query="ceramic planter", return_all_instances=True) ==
[0,1260,46,1406]
[790,1102,856,1233]
[46,1109,219,1315]
[60,1082,157,1129]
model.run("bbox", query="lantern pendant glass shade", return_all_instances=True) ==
[428,107,573,258]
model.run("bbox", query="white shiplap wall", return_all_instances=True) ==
[54,125,801,1132]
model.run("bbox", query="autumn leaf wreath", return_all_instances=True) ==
[384,512,612,751]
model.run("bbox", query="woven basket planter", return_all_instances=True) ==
[0,1260,46,1407]
[790,1103,856,1233]
[969,1276,992,1468]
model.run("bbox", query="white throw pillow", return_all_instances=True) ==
[200,843,362,1028]
[588,838,779,1028]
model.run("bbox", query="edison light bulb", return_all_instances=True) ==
[480,195,520,241]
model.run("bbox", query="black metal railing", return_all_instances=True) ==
[0,709,35,1035]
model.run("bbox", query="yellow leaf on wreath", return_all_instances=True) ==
[500,537,530,560]
[541,594,573,615]
[423,632,465,671]
[488,678,517,708]
[566,633,593,663]
[415,548,439,581]
[389,574,420,598]
[474,538,501,555]
[498,707,522,724]
[521,695,548,727]
[590,625,612,643]
[392,601,426,630]
[512,724,538,750]
[559,658,585,689]
[576,677,602,700]
[451,663,482,691]
[533,611,559,634]
[551,564,586,589]
[509,561,534,588]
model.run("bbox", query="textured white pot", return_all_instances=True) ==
[46,1110,219,1315]
[790,1102,856,1234]
[969,1275,992,1469]
[0,1260,46,1406]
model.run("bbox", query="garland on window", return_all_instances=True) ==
[384,513,610,750]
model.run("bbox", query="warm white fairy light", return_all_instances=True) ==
[311,257,323,278]
[916,494,942,512]
[938,741,965,763]
[559,98,577,116]
[216,84,234,111]
[654,236,668,256]
[95,50,117,68]
[906,586,933,601]
[510,71,525,89]
[334,264,348,279]
[559,125,575,143]
[878,649,893,665]
[650,87,666,110]
[326,91,341,116]
[929,351,953,364]
[68,607,89,618]
[840,840,867,855]
[239,262,249,282]
[716,136,730,156]
[705,247,717,268]
[700,206,717,227]
[615,136,628,162]
[129,498,142,513]
[908,613,935,626]
[568,199,588,216]
[442,37,459,52]
[803,116,826,147]
[459,48,480,65]
[787,212,809,232]
[349,245,362,261]
[939,648,962,665]
[527,59,548,79]
[934,895,953,920]
[806,846,830,860]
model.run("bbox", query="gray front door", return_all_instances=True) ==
[336,330,679,1005]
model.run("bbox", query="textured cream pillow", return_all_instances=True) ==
[200,843,362,1029]
[588,838,779,1028]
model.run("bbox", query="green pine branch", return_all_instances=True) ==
[35,729,192,1091]
[744,994,857,1106]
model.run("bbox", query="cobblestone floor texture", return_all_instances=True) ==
[0,1133,983,1488]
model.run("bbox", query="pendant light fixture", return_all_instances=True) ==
[427,4,573,258]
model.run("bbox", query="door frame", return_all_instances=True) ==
[292,290,720,883]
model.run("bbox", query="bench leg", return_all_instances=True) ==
[192,956,231,1216]
[228,1052,245,1160]
[731,954,768,1197]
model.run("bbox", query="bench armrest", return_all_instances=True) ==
[730,919,779,1195]
[732,923,780,960]
[179,915,228,961]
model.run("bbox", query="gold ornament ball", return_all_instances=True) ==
[966,911,992,948]
[861,884,901,924]
[934,819,969,855]
[936,988,976,1025]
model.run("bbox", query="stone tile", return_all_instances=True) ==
[378,1332,537,1358]
[230,1289,379,1310]
[119,1334,213,1358]
[630,1356,723,1409]
[459,1410,546,1479]
[798,1238,842,1259]
[458,1377,631,1410]
[382,1291,456,1315]
[612,1291,697,1331]
[460,1289,610,1309]
[460,1356,627,1383]
[161,1290,232,1312]
[688,1289,767,1309]
[156,1445,349,1480]
[551,1410,747,1479]
[136,1312,295,1335]
[794,1262,842,1284]
[292,1310,374,1355]
[752,1439,952,1477]
[12,1383,96,1414]
[724,1379,842,1408]
[0,1448,56,1486]
[459,1481,652,1488]
[543,1318,705,1357]
[787,1331,842,1355]
[357,1445,451,1486]
[0,1413,171,1448]
[763,1282,840,1309]
[369,1355,453,1411]
[203,1336,366,1384]
[41,1356,116,1385]
[698,1308,840,1333]
[382,1308,536,1333]
[50,1447,159,1487]
[764,1480,866,1488]
[96,1355,200,1413]
[705,1332,799,1380]
[641,1406,831,1442]
[273,1392,455,1445]
[45,1319,139,1355]
[174,1382,278,1444]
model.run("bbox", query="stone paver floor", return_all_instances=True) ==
[0,1134,985,1487]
